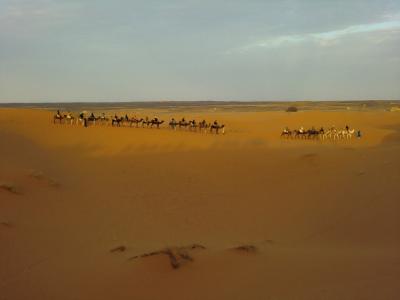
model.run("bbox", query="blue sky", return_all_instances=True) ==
[0,0,399,102]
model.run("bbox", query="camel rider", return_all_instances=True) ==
[90,112,95,119]
[57,110,61,117]
[214,120,218,126]
[345,125,349,131]
[125,114,129,121]
[79,112,84,119]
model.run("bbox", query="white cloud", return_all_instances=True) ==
[0,1,81,24]
[230,17,400,53]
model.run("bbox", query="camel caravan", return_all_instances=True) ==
[53,111,226,134]
[281,126,360,140]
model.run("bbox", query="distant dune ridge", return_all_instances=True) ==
[0,104,400,300]
[1,100,399,113]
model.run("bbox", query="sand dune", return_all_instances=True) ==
[0,107,399,299]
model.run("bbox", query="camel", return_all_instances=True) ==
[120,114,131,127]
[293,127,307,139]
[346,129,355,139]
[169,119,178,130]
[53,113,63,124]
[98,114,109,125]
[142,118,152,127]
[189,120,198,131]
[63,113,75,125]
[111,116,123,127]
[54,111,75,125]
[281,127,292,138]
[77,112,86,126]
[281,125,355,141]
[306,127,320,139]
[87,114,99,125]
[129,118,143,127]
[178,119,191,129]
[150,119,164,128]
[199,120,210,133]
[210,123,225,134]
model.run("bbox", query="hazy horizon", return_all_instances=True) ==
[1,0,400,103]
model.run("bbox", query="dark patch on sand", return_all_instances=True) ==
[299,153,320,167]
[110,245,127,253]
[1,221,14,228]
[231,245,257,253]
[28,170,60,187]
[0,182,20,195]
[128,244,206,269]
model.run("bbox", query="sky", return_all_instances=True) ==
[0,0,399,102]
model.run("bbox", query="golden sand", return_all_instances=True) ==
[1,107,399,299]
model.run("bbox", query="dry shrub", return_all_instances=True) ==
[286,106,298,112]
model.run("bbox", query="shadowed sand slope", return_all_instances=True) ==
[0,108,400,300]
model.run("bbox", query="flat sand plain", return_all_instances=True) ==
[1,105,400,300]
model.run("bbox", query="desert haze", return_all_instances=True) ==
[1,102,400,300]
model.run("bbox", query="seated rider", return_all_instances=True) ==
[90,112,95,119]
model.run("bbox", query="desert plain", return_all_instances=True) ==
[1,101,400,300]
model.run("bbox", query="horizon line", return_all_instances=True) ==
[1,99,400,106]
